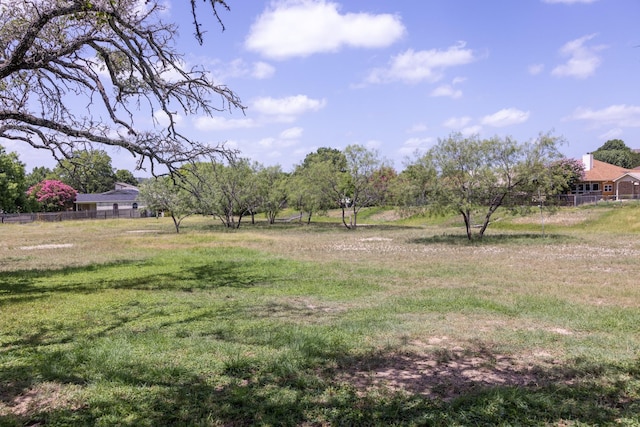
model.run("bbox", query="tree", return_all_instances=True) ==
[26,166,54,189]
[182,158,256,228]
[342,144,389,229]
[427,132,564,240]
[27,179,77,212]
[392,153,437,216]
[547,158,585,195]
[290,148,346,224]
[592,139,640,169]
[138,177,195,233]
[53,149,116,193]
[0,145,27,213]
[115,169,138,186]
[256,165,288,224]
[1,0,243,174]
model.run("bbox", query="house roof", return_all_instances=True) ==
[75,188,139,204]
[583,159,632,182]
[613,172,640,182]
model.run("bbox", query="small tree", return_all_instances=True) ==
[256,165,288,224]
[139,177,195,233]
[342,144,389,229]
[27,180,77,212]
[427,132,564,240]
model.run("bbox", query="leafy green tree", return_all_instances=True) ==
[392,153,437,216]
[182,158,256,228]
[54,150,116,193]
[256,165,288,224]
[547,158,585,195]
[592,139,640,168]
[115,169,139,186]
[139,177,196,233]
[290,148,346,224]
[0,145,27,213]
[342,144,390,229]
[1,0,242,173]
[26,166,54,190]
[300,147,347,172]
[427,132,565,240]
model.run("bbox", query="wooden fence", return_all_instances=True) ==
[0,209,145,224]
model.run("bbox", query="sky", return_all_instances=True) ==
[6,0,640,175]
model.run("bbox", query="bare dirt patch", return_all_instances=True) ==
[0,382,84,418]
[19,243,74,250]
[336,346,566,401]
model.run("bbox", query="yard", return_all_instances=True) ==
[1,205,639,426]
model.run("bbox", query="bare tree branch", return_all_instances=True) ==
[0,0,244,174]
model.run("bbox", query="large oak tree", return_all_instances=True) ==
[1,0,243,174]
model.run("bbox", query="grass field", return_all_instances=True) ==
[1,205,639,426]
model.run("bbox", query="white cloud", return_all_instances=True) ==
[528,63,544,75]
[193,116,256,131]
[568,104,640,127]
[551,34,605,79]
[443,116,472,128]
[481,108,530,127]
[252,61,276,79]
[252,95,327,122]
[461,125,483,136]
[211,59,275,81]
[542,0,598,4]
[245,0,405,60]
[280,127,304,139]
[365,42,477,84]
[399,137,434,155]
[430,84,463,99]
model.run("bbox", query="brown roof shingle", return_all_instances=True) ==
[583,159,632,182]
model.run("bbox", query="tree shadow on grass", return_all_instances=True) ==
[0,259,277,306]
[1,324,639,426]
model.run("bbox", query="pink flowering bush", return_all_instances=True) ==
[27,180,77,212]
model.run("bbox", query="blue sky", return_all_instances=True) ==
[8,0,640,174]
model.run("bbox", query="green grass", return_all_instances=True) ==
[1,206,640,425]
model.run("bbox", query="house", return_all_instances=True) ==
[570,154,640,204]
[75,182,144,214]
[613,172,640,200]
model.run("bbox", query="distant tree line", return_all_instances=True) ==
[1,132,595,238]
[139,132,586,238]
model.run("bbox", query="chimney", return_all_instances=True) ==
[582,153,593,171]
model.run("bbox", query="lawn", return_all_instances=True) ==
[1,205,639,426]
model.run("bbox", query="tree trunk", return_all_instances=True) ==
[171,214,180,233]
[478,194,507,238]
[341,207,352,229]
[461,209,472,240]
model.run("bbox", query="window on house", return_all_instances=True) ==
[592,183,599,191]
[604,184,613,192]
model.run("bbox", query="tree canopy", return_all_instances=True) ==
[0,145,27,213]
[418,132,567,240]
[0,0,243,174]
[53,149,116,193]
[592,139,640,169]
